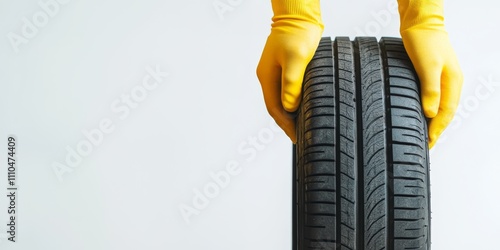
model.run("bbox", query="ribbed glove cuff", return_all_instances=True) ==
[271,0,323,26]
[398,0,445,32]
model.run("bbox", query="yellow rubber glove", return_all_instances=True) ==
[398,0,463,148]
[256,0,324,143]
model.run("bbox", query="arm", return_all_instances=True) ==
[397,0,464,148]
[256,0,323,143]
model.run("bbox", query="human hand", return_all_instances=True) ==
[398,0,463,148]
[256,0,323,143]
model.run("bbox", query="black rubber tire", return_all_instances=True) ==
[293,37,431,250]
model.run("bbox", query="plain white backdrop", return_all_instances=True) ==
[0,0,499,249]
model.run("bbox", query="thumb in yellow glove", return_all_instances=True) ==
[256,0,324,143]
[398,0,464,148]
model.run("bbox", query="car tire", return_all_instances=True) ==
[293,37,431,250]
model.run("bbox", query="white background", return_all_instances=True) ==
[0,0,499,249]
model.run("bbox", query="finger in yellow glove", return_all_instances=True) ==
[256,0,324,143]
[398,0,464,148]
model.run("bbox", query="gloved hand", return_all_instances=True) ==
[398,0,463,148]
[256,0,323,143]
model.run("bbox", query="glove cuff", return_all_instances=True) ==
[398,0,445,32]
[271,0,323,26]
